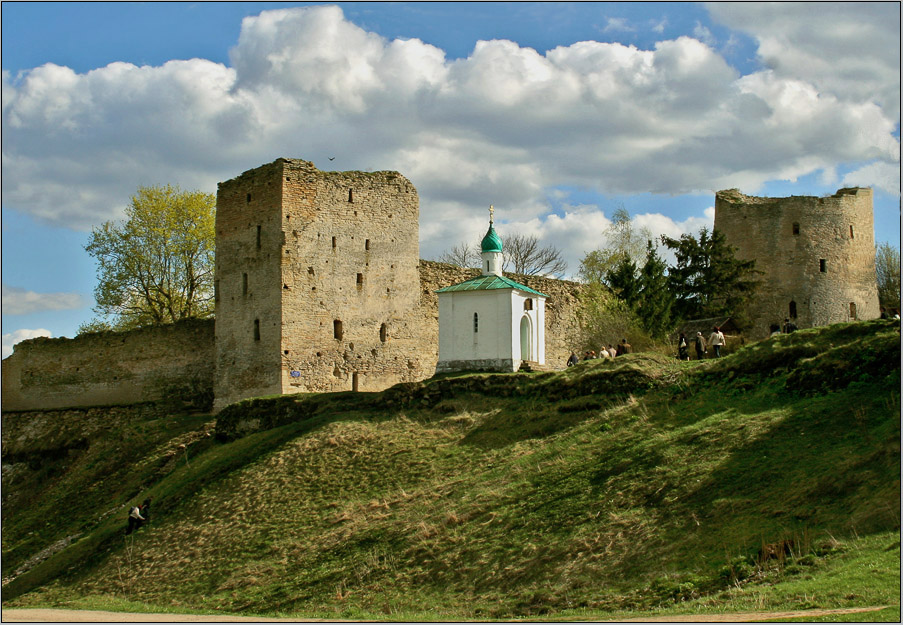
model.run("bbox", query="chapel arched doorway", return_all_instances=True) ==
[520,315,532,361]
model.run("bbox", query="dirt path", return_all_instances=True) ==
[615,605,890,621]
[0,605,890,622]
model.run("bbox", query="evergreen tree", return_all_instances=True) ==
[602,241,675,339]
[636,241,674,337]
[661,227,761,324]
[604,256,641,307]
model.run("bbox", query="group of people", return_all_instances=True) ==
[568,325,730,366]
[567,339,632,366]
[676,326,725,361]
[125,498,152,535]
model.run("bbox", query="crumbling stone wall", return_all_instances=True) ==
[1,319,214,412]
[715,187,879,338]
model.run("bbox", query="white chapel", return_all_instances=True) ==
[435,207,548,373]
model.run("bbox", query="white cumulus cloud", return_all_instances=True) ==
[842,162,902,196]
[707,2,901,117]
[1,3,898,248]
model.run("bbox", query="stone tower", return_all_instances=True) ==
[214,158,425,411]
[714,187,879,338]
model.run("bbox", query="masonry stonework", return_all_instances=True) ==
[1,319,214,412]
[8,165,877,415]
[214,159,426,410]
[715,187,879,338]
[0,158,585,415]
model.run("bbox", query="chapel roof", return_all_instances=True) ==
[435,273,548,297]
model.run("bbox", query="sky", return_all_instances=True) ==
[2,1,900,357]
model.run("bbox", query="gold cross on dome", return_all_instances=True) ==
[489,205,494,224]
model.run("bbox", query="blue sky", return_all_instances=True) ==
[2,2,900,356]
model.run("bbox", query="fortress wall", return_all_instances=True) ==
[417,261,583,371]
[0,263,582,414]
[6,158,584,414]
[1,319,214,412]
[277,161,426,395]
[715,187,879,338]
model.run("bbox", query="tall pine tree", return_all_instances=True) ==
[604,241,675,339]
[661,228,761,324]
[636,241,674,337]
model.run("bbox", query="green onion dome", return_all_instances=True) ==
[481,224,503,253]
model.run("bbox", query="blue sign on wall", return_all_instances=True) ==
[290,370,301,378]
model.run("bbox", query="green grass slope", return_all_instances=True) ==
[2,320,900,620]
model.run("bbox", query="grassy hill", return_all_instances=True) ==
[2,320,900,620]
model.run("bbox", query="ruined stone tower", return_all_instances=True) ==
[714,187,879,338]
[214,158,427,411]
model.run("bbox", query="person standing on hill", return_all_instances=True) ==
[137,498,151,529]
[567,351,579,367]
[677,333,690,361]
[694,332,707,360]
[708,326,725,358]
[126,503,144,535]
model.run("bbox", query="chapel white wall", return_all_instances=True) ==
[437,290,512,368]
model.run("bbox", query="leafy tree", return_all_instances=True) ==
[579,206,651,285]
[875,242,901,312]
[661,227,761,324]
[83,184,216,331]
[502,233,568,276]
